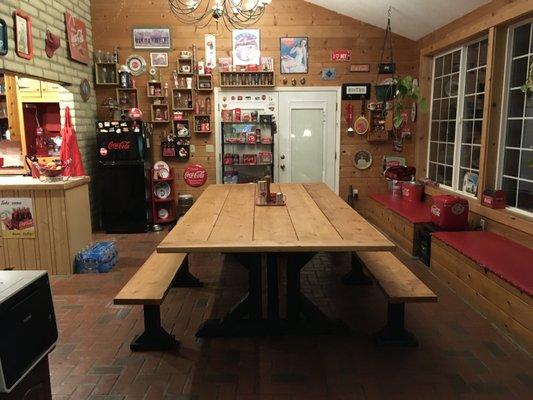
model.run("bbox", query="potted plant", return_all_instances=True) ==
[391,75,428,129]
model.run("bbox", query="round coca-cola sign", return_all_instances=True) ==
[184,164,207,187]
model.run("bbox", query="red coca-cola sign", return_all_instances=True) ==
[107,140,131,150]
[184,164,207,187]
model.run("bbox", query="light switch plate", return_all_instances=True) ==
[190,144,196,153]
[206,144,214,153]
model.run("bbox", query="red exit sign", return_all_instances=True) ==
[331,49,351,62]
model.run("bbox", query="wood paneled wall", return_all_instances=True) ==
[90,0,418,208]
[415,0,533,242]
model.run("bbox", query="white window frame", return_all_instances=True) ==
[496,17,533,217]
[426,37,488,197]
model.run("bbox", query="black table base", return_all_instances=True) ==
[341,253,373,285]
[196,252,349,338]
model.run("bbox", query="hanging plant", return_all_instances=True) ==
[392,76,428,129]
[521,63,533,94]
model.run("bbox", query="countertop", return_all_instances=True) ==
[0,176,90,190]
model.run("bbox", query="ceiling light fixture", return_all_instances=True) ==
[168,0,272,30]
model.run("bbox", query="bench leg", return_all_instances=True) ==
[374,303,418,347]
[341,253,373,285]
[172,255,203,287]
[130,305,179,352]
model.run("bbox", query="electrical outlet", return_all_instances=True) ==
[190,145,196,153]
[479,218,486,231]
[352,188,358,199]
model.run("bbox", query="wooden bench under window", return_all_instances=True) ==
[350,251,437,346]
[114,251,202,351]
[431,231,532,351]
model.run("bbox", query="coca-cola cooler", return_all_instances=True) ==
[430,195,469,230]
[96,121,151,233]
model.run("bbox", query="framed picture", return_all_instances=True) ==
[150,52,168,67]
[0,19,7,56]
[133,28,171,50]
[65,11,89,64]
[353,150,373,170]
[232,29,260,66]
[14,10,32,60]
[280,37,308,74]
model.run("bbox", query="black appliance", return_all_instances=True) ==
[0,271,57,394]
[415,223,444,266]
[97,121,151,233]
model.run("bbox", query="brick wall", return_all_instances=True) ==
[0,0,99,227]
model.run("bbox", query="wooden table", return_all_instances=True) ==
[158,183,395,337]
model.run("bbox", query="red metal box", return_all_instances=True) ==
[430,195,469,230]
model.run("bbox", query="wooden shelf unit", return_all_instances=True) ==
[172,88,194,110]
[150,168,177,225]
[220,71,275,88]
[197,74,213,91]
[116,88,138,110]
[95,62,118,86]
[151,103,170,123]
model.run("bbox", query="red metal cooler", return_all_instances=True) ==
[402,181,424,202]
[430,195,469,230]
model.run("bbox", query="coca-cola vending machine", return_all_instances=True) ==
[96,121,151,233]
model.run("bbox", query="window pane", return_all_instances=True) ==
[477,68,486,93]
[435,57,444,77]
[431,122,439,140]
[439,122,447,141]
[446,144,454,164]
[459,168,468,188]
[508,89,525,118]
[428,162,437,180]
[429,142,438,160]
[502,177,518,207]
[464,95,475,119]
[443,53,453,75]
[433,78,443,99]
[512,23,531,57]
[520,150,533,180]
[523,120,533,149]
[450,73,460,96]
[475,94,485,119]
[432,100,441,119]
[503,149,520,176]
[449,98,457,116]
[438,143,446,163]
[461,145,472,167]
[437,164,445,183]
[452,51,461,72]
[444,166,453,186]
[442,75,451,97]
[462,121,473,143]
[447,121,456,142]
[479,40,488,66]
[467,43,478,70]
[465,70,477,94]
[472,146,480,169]
[441,98,450,118]
[473,121,483,144]
[517,180,533,213]
[526,91,533,117]
[510,57,528,87]
[506,120,523,148]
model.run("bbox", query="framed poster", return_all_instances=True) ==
[150,52,168,67]
[0,19,7,56]
[232,29,260,66]
[280,37,308,74]
[133,28,171,50]
[14,10,32,60]
[65,11,89,64]
[0,198,35,239]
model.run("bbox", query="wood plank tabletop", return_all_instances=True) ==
[157,183,395,253]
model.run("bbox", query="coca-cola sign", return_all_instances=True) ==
[184,164,207,187]
[107,140,131,150]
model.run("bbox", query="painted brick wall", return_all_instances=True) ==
[0,0,99,227]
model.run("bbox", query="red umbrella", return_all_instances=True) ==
[59,106,85,177]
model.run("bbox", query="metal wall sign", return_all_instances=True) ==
[342,83,371,100]
[0,198,35,239]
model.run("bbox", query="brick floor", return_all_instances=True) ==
[48,230,533,400]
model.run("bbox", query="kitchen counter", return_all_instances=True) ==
[0,175,92,274]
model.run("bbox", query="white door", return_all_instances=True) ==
[277,91,338,191]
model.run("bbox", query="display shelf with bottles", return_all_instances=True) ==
[194,115,211,133]
[221,115,274,184]
[95,62,118,86]
[220,71,274,88]
[116,88,138,110]
[147,81,166,98]
[151,103,170,123]
[172,88,194,111]
[177,57,194,76]
[197,74,213,91]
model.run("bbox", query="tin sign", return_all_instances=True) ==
[331,49,351,62]
[184,164,207,187]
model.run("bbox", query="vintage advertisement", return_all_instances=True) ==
[0,197,35,239]
[232,29,260,66]
[205,34,217,69]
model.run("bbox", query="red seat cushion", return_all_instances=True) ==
[370,193,433,224]
[433,231,533,296]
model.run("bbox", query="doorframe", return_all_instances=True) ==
[214,86,341,193]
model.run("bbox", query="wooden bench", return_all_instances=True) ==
[350,251,437,347]
[114,251,202,351]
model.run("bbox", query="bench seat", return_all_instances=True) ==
[351,251,437,346]
[433,231,532,296]
[369,193,432,224]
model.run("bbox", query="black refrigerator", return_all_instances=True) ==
[96,121,151,233]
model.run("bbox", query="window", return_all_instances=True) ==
[499,20,533,214]
[427,39,488,194]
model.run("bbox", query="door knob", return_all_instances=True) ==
[280,155,285,160]
[280,164,285,170]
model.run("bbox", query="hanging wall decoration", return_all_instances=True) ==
[331,49,351,62]
[45,30,60,59]
[65,11,89,64]
[150,52,168,67]
[205,34,216,69]
[353,150,373,170]
[126,54,147,76]
[132,28,171,50]
[233,29,260,66]
[350,64,370,72]
[14,10,33,60]
[280,37,308,74]
[184,164,208,187]
[321,68,336,80]
[80,78,91,102]
[0,19,7,56]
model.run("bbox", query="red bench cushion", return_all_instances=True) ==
[370,193,433,224]
[433,231,533,296]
